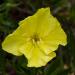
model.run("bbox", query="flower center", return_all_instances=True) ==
[32,34,40,44]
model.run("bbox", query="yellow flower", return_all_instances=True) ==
[2,7,67,67]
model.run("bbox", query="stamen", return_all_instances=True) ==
[32,34,40,44]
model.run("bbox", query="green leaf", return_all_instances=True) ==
[44,57,64,75]
[0,50,6,74]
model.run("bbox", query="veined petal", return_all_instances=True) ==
[34,8,59,37]
[2,34,27,56]
[19,41,33,59]
[26,45,56,67]
[38,40,58,55]
[43,21,67,46]
[15,15,37,37]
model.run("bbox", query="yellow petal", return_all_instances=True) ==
[2,34,28,56]
[26,45,56,67]
[33,8,58,37]
[43,18,67,46]
[17,15,37,37]
[19,41,33,59]
[36,8,53,37]
[38,40,58,55]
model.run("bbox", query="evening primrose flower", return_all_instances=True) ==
[2,7,67,67]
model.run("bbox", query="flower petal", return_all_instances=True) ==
[18,7,53,38]
[26,45,56,67]
[19,40,56,67]
[43,19,67,46]
[38,40,58,55]
[18,15,37,37]
[19,41,34,59]
[34,8,58,37]
[2,34,28,56]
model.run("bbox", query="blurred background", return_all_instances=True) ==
[0,0,75,75]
